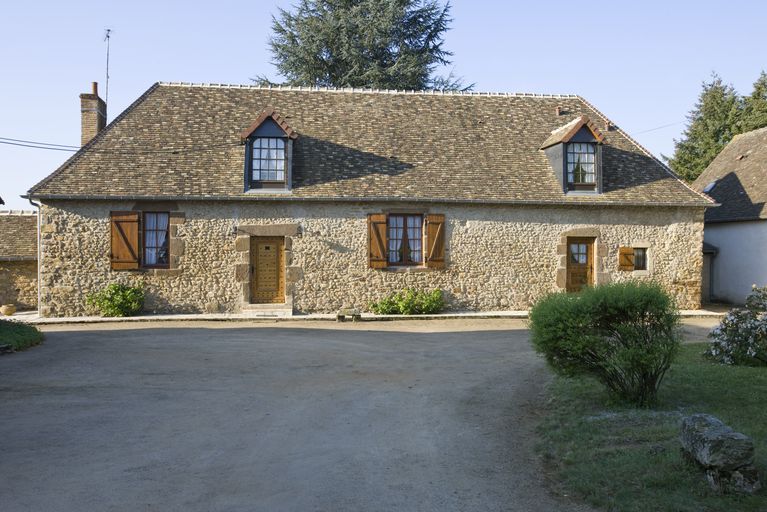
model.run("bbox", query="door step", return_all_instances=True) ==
[241,303,293,318]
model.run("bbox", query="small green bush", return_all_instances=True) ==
[529,282,680,406]
[706,285,767,366]
[0,319,43,352]
[369,288,445,315]
[86,283,144,317]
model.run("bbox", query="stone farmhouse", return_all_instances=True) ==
[693,126,767,304]
[0,211,38,310]
[25,82,712,317]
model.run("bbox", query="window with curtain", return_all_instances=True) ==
[143,212,169,267]
[251,137,286,183]
[387,214,423,265]
[566,143,596,185]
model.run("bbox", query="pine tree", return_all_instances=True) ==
[740,71,767,133]
[667,74,742,182]
[262,0,469,91]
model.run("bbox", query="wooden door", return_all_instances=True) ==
[250,237,285,303]
[566,238,594,292]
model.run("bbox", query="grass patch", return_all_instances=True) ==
[0,319,43,352]
[539,343,767,511]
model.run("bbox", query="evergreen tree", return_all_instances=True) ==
[262,0,469,91]
[667,74,742,182]
[740,71,767,133]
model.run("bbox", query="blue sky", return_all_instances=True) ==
[1,0,765,210]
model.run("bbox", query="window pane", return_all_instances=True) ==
[156,213,169,231]
[275,171,284,181]
[634,248,647,270]
[145,248,157,265]
[276,138,285,149]
[145,213,156,230]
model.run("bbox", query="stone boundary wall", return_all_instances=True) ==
[0,260,38,310]
[37,200,704,317]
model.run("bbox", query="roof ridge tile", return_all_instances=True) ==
[156,81,579,98]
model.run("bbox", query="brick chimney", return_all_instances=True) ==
[80,82,107,146]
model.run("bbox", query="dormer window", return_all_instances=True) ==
[241,107,298,192]
[251,137,287,185]
[540,116,605,195]
[567,143,596,190]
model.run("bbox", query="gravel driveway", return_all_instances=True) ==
[0,320,591,511]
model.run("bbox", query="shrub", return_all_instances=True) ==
[706,285,767,366]
[369,288,445,315]
[86,283,144,317]
[529,282,680,406]
[0,319,43,352]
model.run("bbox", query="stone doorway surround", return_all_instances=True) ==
[234,223,301,311]
[555,227,610,291]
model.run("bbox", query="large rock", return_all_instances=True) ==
[680,414,761,494]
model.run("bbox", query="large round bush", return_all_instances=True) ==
[529,282,680,406]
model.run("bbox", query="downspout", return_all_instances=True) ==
[27,197,41,317]
[709,250,717,304]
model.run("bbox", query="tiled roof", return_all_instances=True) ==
[29,83,710,207]
[0,211,37,260]
[692,126,767,222]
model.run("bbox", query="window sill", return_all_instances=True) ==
[565,190,600,196]
[383,266,431,273]
[632,270,650,277]
[245,188,292,195]
[131,267,183,277]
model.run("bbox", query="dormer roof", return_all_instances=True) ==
[240,107,298,141]
[540,115,606,150]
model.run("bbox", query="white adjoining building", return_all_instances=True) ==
[693,126,767,304]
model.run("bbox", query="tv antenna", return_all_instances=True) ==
[104,28,112,106]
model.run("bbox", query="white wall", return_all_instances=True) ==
[705,221,767,304]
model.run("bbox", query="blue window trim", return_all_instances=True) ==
[244,136,289,191]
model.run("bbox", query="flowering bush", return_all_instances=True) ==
[706,285,767,366]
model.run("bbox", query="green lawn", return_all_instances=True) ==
[0,319,43,352]
[539,343,767,512]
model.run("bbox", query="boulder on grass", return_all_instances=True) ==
[680,414,761,494]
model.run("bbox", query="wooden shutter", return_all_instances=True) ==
[110,211,140,270]
[368,213,388,269]
[618,246,634,271]
[425,214,446,269]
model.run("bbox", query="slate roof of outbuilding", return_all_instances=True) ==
[29,82,710,207]
[0,211,37,260]
[692,126,767,222]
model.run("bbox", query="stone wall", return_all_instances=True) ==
[38,200,704,317]
[0,260,38,310]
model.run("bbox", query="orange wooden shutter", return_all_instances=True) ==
[618,246,634,271]
[425,214,446,269]
[110,211,140,270]
[368,213,388,269]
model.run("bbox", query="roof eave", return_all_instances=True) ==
[27,193,712,208]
